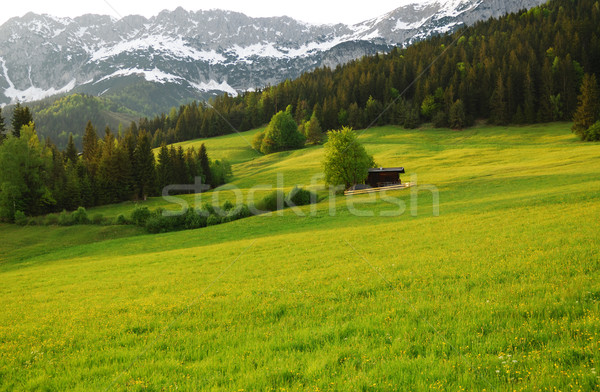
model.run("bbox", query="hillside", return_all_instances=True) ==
[2,93,140,148]
[135,0,600,146]
[1,123,599,390]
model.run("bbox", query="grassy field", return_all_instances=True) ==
[0,123,599,391]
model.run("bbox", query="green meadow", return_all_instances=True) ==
[1,123,599,391]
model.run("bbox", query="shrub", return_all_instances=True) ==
[14,210,27,226]
[58,210,75,226]
[584,121,600,141]
[252,131,265,152]
[207,214,221,226]
[255,190,285,212]
[44,214,59,226]
[286,186,317,207]
[131,206,152,227]
[91,213,104,225]
[223,200,234,211]
[145,216,164,234]
[27,218,39,226]
[185,211,207,230]
[72,207,90,224]
[228,204,252,221]
[116,214,129,225]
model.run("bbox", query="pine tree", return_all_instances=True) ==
[490,74,508,125]
[11,103,33,138]
[572,73,600,139]
[133,131,155,199]
[0,108,6,143]
[156,144,173,192]
[82,121,99,171]
[198,143,212,187]
[305,112,323,145]
[449,100,466,130]
[65,133,78,164]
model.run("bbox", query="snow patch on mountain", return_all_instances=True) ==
[0,57,76,105]
[89,36,226,63]
[94,68,184,84]
[190,80,238,96]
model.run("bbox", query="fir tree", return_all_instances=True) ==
[305,112,323,145]
[0,108,6,143]
[198,143,212,187]
[65,133,78,164]
[449,100,466,130]
[490,74,508,125]
[572,73,600,139]
[11,103,33,138]
[133,131,155,200]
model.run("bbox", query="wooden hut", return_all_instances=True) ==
[366,167,405,188]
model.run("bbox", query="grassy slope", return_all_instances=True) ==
[0,123,599,391]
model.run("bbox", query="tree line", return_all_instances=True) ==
[0,116,230,220]
[127,0,599,143]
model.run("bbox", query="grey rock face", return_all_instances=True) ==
[0,0,546,108]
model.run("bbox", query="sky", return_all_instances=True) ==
[0,0,420,26]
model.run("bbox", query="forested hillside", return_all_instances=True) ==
[136,0,600,146]
[2,94,140,149]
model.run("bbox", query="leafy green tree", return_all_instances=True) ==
[572,73,600,139]
[260,110,305,154]
[0,124,53,219]
[421,95,439,120]
[11,103,33,138]
[449,100,466,130]
[322,127,375,189]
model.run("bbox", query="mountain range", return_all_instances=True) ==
[0,0,546,115]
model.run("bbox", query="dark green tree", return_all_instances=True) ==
[449,100,466,130]
[305,112,323,145]
[572,73,600,139]
[11,103,34,138]
[65,133,78,164]
[0,108,6,143]
[198,143,212,187]
[133,131,155,199]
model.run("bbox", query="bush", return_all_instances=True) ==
[584,121,600,141]
[255,190,285,212]
[44,214,59,226]
[27,218,39,226]
[131,206,152,226]
[91,213,105,225]
[145,216,164,234]
[433,111,448,128]
[286,186,317,207]
[116,214,129,225]
[185,211,207,230]
[58,210,75,226]
[207,214,221,226]
[228,204,252,221]
[72,207,90,224]
[14,210,27,226]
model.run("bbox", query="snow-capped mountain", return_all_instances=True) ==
[0,0,546,112]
